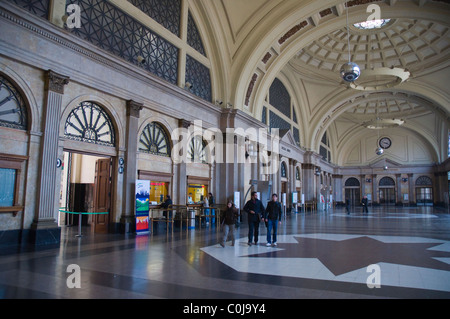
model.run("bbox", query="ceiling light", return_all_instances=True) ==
[354,19,391,30]
[340,1,360,82]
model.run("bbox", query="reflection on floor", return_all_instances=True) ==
[0,206,449,299]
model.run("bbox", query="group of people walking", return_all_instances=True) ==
[219,191,283,248]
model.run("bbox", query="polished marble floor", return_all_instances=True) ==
[1,206,450,300]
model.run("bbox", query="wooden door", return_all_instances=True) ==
[94,158,111,233]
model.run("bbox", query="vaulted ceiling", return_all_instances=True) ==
[194,0,449,164]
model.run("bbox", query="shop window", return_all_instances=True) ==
[0,168,16,207]
[149,181,169,203]
[187,183,207,204]
[0,154,27,215]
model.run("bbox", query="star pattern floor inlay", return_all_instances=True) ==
[201,234,450,292]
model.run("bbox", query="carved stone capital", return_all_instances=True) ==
[179,119,191,129]
[45,70,69,94]
[126,100,144,118]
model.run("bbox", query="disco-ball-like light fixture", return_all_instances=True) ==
[340,1,361,83]
[340,62,361,82]
[375,147,384,156]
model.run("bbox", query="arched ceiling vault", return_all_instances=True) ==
[196,0,449,164]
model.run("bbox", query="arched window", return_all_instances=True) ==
[345,177,360,187]
[188,135,207,164]
[139,122,171,157]
[379,176,395,187]
[416,176,432,186]
[0,74,28,131]
[281,162,287,178]
[266,78,301,147]
[64,101,115,147]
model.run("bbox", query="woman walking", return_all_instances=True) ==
[220,201,239,247]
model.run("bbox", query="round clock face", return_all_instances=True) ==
[379,137,392,149]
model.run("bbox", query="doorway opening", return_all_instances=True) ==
[416,187,433,206]
[59,151,112,233]
[379,188,396,206]
[345,188,361,207]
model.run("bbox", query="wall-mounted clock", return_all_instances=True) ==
[379,137,392,149]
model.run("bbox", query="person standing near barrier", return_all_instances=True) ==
[203,195,209,226]
[220,201,239,247]
[243,191,265,246]
[161,195,172,218]
[208,192,215,223]
[264,194,282,247]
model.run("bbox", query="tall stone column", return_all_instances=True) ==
[174,119,190,205]
[408,173,414,206]
[333,174,343,204]
[372,174,378,205]
[120,100,143,233]
[31,70,69,244]
[302,163,315,203]
[396,174,402,205]
[360,174,366,197]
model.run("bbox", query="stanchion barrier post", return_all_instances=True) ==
[76,211,82,237]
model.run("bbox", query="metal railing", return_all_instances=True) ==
[149,205,222,233]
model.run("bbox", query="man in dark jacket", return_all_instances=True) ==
[362,195,369,213]
[264,194,282,246]
[243,191,265,246]
[161,195,173,218]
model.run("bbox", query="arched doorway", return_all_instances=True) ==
[137,121,173,204]
[60,101,117,233]
[344,177,360,207]
[415,176,433,206]
[379,177,396,206]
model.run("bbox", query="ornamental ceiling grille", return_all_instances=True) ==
[127,0,181,36]
[185,55,212,102]
[187,11,206,56]
[66,0,179,85]
[7,0,49,19]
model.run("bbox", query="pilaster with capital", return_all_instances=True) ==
[31,70,69,244]
[120,100,143,232]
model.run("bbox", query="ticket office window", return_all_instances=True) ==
[149,181,169,204]
[0,154,27,214]
[187,184,208,204]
